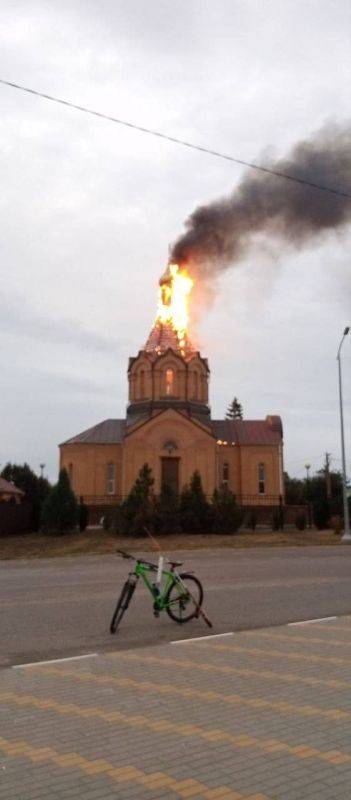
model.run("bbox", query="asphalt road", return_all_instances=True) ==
[1,545,351,668]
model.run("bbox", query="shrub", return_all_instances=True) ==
[331,515,342,535]
[295,513,307,531]
[271,511,280,531]
[78,499,89,532]
[179,471,211,533]
[41,469,78,533]
[313,498,331,530]
[247,510,257,531]
[103,511,113,531]
[212,486,243,534]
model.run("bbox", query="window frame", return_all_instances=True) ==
[106,462,116,496]
[258,462,266,495]
[222,461,229,485]
[165,367,174,396]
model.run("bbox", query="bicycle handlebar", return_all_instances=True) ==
[116,549,158,571]
[117,549,134,559]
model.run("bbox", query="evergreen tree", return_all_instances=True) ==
[115,463,155,536]
[179,471,211,533]
[226,397,243,420]
[284,473,306,504]
[313,497,331,530]
[41,468,78,533]
[128,463,154,506]
[155,483,181,535]
[212,486,243,533]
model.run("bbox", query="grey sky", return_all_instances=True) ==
[1,0,350,482]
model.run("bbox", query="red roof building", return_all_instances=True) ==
[60,320,284,518]
[0,477,25,504]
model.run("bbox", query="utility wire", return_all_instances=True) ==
[1,78,350,200]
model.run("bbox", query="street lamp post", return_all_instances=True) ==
[337,327,350,541]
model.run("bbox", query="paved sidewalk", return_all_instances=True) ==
[1,616,351,798]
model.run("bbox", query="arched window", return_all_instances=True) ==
[223,462,229,484]
[193,372,198,399]
[139,369,145,399]
[166,368,174,396]
[258,463,266,494]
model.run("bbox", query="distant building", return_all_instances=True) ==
[0,477,24,504]
[60,318,284,522]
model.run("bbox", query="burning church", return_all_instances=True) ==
[60,263,284,522]
[59,120,351,522]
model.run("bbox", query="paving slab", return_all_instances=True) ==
[2,615,351,798]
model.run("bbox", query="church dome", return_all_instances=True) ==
[127,328,210,426]
[144,320,195,360]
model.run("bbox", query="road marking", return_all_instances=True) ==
[13,653,97,669]
[111,651,351,690]
[33,665,351,723]
[1,691,351,767]
[0,735,260,800]
[171,632,234,644]
[288,617,337,626]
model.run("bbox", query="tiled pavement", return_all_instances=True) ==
[2,617,351,799]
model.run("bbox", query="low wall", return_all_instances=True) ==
[0,503,33,535]
[242,503,308,526]
[86,502,308,529]
[87,505,111,526]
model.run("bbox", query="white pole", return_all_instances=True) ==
[337,328,351,541]
[156,555,164,586]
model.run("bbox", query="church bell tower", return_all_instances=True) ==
[127,269,210,429]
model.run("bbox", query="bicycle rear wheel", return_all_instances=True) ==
[110,579,136,634]
[165,573,203,624]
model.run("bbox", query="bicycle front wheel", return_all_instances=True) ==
[165,573,203,624]
[110,579,135,634]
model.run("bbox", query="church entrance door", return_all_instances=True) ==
[161,457,179,495]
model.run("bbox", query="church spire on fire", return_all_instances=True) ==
[60,315,284,523]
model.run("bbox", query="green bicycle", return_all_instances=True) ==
[110,550,204,634]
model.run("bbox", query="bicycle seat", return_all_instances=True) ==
[167,560,183,568]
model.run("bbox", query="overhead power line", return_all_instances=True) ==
[1,77,350,200]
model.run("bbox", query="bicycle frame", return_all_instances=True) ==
[133,561,184,612]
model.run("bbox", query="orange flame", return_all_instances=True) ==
[156,264,193,349]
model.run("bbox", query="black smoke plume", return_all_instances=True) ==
[170,123,351,278]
